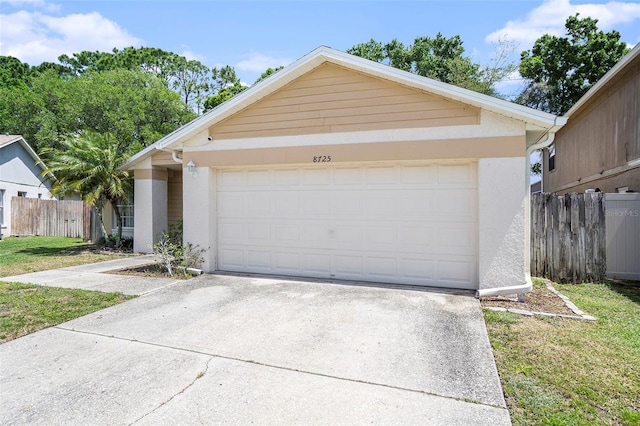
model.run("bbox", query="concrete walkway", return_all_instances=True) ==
[0,255,182,295]
[0,263,511,425]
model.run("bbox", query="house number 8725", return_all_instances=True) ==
[313,156,331,163]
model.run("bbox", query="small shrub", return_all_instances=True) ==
[151,221,206,277]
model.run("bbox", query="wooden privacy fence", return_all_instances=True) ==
[531,192,606,283]
[11,197,92,240]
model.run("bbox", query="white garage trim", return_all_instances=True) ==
[216,161,478,289]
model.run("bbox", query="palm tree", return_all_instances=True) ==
[41,131,132,246]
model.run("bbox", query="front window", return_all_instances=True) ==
[17,191,27,197]
[113,204,135,228]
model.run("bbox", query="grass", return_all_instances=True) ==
[484,279,640,425]
[0,236,134,343]
[0,236,125,278]
[0,282,133,342]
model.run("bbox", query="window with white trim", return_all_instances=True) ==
[113,204,134,228]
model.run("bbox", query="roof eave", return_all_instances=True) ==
[121,46,563,170]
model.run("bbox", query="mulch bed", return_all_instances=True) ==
[480,281,576,316]
[110,263,192,280]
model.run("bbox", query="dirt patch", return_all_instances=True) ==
[111,263,192,280]
[480,281,576,316]
[61,246,134,256]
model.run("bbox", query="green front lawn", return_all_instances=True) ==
[0,236,124,278]
[0,282,133,343]
[484,281,640,425]
[0,236,134,343]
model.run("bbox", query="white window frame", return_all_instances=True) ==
[113,203,134,229]
[0,189,4,225]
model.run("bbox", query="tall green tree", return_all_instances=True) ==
[40,131,132,245]
[0,67,195,155]
[348,34,514,96]
[518,14,629,115]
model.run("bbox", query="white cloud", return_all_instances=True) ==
[4,0,61,13]
[486,0,640,48]
[0,10,143,65]
[181,48,207,64]
[235,53,292,73]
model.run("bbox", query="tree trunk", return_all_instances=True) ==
[95,199,110,245]
[112,202,123,248]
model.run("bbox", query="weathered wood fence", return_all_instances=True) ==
[531,192,606,283]
[11,197,92,240]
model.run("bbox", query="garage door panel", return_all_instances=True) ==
[333,167,364,184]
[246,170,271,186]
[218,170,244,187]
[302,168,330,185]
[400,258,436,283]
[247,194,272,216]
[302,253,332,274]
[302,196,332,216]
[364,196,398,216]
[366,166,397,184]
[438,225,477,254]
[274,224,300,242]
[334,254,364,275]
[400,192,436,217]
[401,164,437,184]
[219,248,245,269]
[273,194,300,216]
[332,194,363,216]
[437,190,477,220]
[247,250,271,269]
[438,163,475,184]
[437,258,476,286]
[365,256,398,278]
[273,169,299,186]
[273,251,301,271]
[217,163,478,289]
[218,193,245,216]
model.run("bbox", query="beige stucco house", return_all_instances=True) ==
[123,47,565,296]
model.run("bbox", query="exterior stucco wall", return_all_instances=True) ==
[182,166,217,272]
[133,169,168,253]
[0,143,54,237]
[478,157,528,291]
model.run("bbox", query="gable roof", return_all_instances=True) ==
[564,42,640,118]
[123,46,566,170]
[0,135,55,182]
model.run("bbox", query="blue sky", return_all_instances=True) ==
[2,0,640,94]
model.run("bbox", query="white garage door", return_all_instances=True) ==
[217,163,478,289]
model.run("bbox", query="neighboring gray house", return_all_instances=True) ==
[0,135,55,238]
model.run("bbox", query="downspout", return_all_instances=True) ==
[158,147,183,164]
[476,122,559,298]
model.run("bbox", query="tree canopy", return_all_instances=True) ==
[517,14,629,115]
[348,34,516,96]
[0,46,290,156]
[0,66,195,155]
[40,131,132,244]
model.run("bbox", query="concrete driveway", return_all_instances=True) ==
[0,273,511,425]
